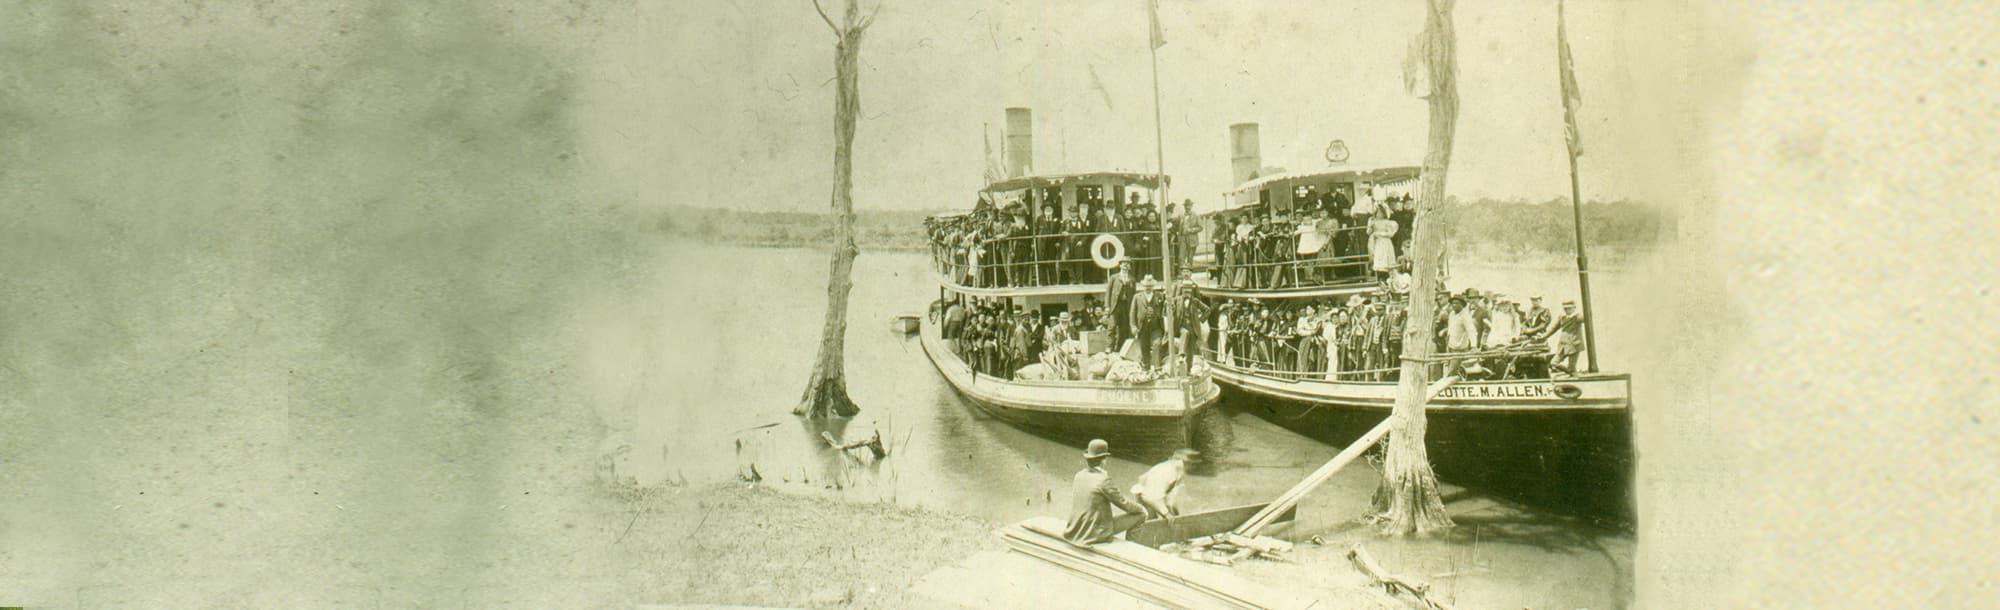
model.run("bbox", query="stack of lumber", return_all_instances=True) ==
[1000,517,1321,610]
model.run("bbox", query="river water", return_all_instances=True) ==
[587,241,1645,527]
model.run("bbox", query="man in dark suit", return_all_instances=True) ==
[1062,439,1147,545]
[1104,260,1137,353]
[1064,211,1092,284]
[1132,276,1164,367]
[1036,205,1063,285]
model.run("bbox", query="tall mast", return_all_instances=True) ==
[1557,0,1599,373]
[1148,0,1176,370]
[1147,0,1193,448]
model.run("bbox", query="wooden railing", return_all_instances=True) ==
[1202,342,1555,382]
[928,230,1171,288]
[1208,227,1380,290]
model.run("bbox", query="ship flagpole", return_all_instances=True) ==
[1557,0,1598,373]
[1145,0,1196,448]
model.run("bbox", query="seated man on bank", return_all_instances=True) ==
[1063,439,1149,546]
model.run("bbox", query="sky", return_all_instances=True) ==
[573,0,1694,214]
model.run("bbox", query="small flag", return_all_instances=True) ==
[1148,0,1166,50]
[1558,0,1584,157]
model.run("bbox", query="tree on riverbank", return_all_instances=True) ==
[1373,0,1457,536]
[795,0,882,419]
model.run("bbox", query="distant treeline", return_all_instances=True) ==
[650,198,1677,262]
[1431,198,1677,267]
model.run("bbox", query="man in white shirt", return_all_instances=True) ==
[1130,448,1200,520]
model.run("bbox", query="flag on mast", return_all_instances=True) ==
[1557,0,1584,158]
[1148,0,1166,50]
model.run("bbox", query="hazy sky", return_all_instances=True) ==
[573,1,1689,214]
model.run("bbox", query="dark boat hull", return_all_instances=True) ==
[1219,376,1634,524]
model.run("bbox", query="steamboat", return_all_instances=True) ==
[1191,123,1634,520]
[916,108,1218,461]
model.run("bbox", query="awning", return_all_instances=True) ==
[982,171,1171,194]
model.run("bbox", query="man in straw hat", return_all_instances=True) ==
[1062,439,1148,545]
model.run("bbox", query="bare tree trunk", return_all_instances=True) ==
[796,0,878,418]
[1374,0,1457,535]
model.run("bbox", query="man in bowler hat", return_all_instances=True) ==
[1062,439,1147,545]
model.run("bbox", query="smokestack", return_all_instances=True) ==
[1229,122,1261,187]
[1005,107,1034,179]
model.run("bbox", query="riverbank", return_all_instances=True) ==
[621,482,1003,608]
[631,461,1628,609]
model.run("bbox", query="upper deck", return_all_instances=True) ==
[927,172,1189,295]
[1197,164,1423,299]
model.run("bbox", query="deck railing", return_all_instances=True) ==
[1203,341,1555,382]
[1207,227,1384,290]
[929,230,1177,289]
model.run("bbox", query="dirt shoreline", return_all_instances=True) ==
[627,482,1004,608]
[637,480,1627,609]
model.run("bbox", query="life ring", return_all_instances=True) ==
[1090,234,1126,269]
[1554,384,1583,400]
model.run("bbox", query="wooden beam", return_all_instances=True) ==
[1349,543,1455,610]
[1235,376,1460,537]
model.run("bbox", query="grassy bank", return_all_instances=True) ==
[623,483,1003,608]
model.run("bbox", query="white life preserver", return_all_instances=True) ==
[1090,234,1126,269]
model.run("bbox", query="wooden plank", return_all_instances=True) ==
[1007,545,1219,609]
[1003,529,1219,609]
[1124,503,1295,548]
[1236,376,1461,536]
[1010,518,1318,610]
[1006,525,1248,609]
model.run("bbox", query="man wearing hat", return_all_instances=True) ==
[1131,448,1201,520]
[1521,296,1553,340]
[1543,300,1587,377]
[1036,205,1062,285]
[1063,439,1148,546]
[1063,207,1092,283]
[1131,276,1165,367]
[1105,260,1137,353]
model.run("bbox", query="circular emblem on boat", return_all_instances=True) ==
[1554,384,1583,400]
[1324,139,1350,163]
[1090,234,1126,269]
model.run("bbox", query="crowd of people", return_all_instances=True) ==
[925,192,1199,289]
[938,298,1051,379]
[1208,287,1593,381]
[933,259,1207,383]
[1209,183,1417,290]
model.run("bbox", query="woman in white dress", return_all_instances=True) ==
[1487,298,1521,346]
[1295,306,1323,375]
[1320,306,1344,381]
[1368,210,1399,276]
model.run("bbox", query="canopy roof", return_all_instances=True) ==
[981,171,1170,194]
[1224,163,1416,196]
